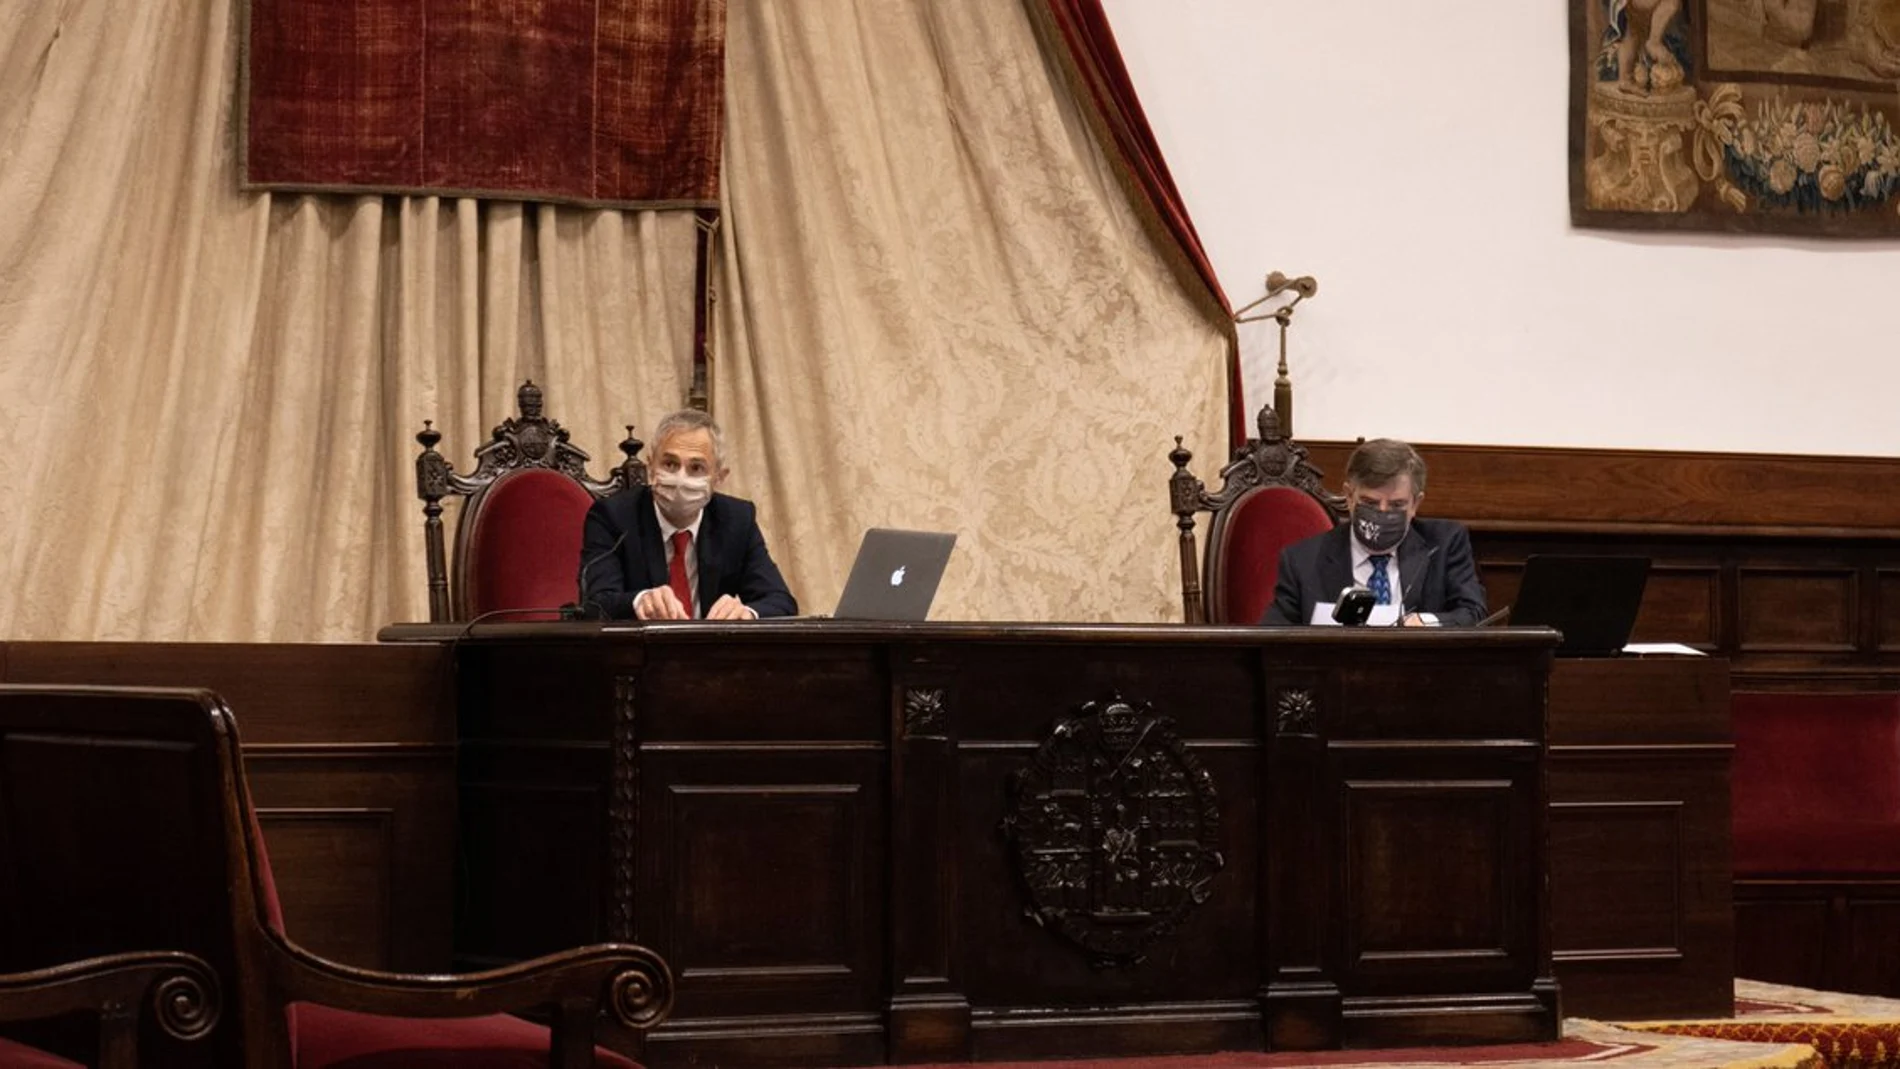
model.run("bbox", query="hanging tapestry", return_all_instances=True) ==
[243,0,725,208]
[1571,0,1900,236]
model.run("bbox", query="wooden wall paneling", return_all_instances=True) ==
[1293,439,1900,684]
[0,642,455,971]
[1734,890,1832,988]
[1877,570,1900,651]
[1632,566,1723,648]
[1735,881,1900,997]
[249,806,396,969]
[1301,442,1900,534]
[1736,567,1858,653]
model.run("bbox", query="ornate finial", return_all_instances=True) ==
[1169,435,1192,472]
[620,424,644,463]
[517,379,543,419]
[1256,405,1282,443]
[417,420,441,451]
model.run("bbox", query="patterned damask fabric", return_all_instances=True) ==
[0,1,692,641]
[0,0,1225,640]
[715,0,1228,623]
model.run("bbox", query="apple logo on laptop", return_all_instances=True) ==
[890,565,906,587]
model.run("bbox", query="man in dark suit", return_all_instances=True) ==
[579,409,797,620]
[1262,438,1486,627]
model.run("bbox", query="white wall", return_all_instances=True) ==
[1100,0,1900,457]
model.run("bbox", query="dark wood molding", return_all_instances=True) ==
[1283,441,1900,686]
[1303,440,1900,535]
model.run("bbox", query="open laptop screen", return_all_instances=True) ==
[832,528,956,621]
[1507,554,1651,656]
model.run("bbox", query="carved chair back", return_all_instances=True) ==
[1169,405,1346,624]
[0,687,247,1067]
[414,381,647,622]
[0,686,675,1069]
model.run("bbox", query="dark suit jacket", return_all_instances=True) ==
[1261,518,1486,627]
[579,487,798,620]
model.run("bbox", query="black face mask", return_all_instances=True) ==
[1351,503,1409,553]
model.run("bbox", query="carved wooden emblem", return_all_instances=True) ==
[902,687,947,740]
[1274,688,1319,737]
[1001,696,1224,965]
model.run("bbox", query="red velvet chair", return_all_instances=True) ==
[1731,690,1900,996]
[1168,404,1345,624]
[415,381,647,622]
[0,952,217,1068]
[0,686,674,1068]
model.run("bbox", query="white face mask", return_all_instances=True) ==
[652,470,713,523]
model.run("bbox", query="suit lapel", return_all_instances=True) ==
[1318,527,1354,604]
[1396,526,1431,609]
[635,491,667,590]
[695,498,723,617]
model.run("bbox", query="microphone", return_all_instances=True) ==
[1389,544,1440,625]
[567,532,628,621]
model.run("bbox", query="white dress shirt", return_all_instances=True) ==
[639,504,758,620]
[1349,534,1438,625]
[651,504,704,618]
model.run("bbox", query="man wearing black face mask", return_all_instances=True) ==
[577,409,797,621]
[1261,438,1486,627]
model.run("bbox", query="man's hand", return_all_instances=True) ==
[635,587,691,620]
[1401,612,1429,627]
[705,594,756,621]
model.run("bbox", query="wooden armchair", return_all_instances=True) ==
[415,381,647,622]
[1168,404,1345,624]
[0,952,217,1068]
[0,686,674,1068]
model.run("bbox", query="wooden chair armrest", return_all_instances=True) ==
[0,951,220,1040]
[262,933,672,1031]
[0,950,220,1068]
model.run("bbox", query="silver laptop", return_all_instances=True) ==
[832,528,956,621]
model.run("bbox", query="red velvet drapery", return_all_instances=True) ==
[1033,0,1244,447]
[243,0,726,209]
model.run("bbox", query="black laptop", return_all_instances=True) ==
[1506,555,1651,656]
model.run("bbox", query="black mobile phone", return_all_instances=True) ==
[1332,586,1375,627]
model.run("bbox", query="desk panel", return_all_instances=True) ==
[407,621,1563,1063]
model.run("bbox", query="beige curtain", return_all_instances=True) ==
[0,0,694,641]
[716,0,1227,622]
[0,0,1226,640]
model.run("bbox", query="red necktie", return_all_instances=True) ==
[668,529,693,617]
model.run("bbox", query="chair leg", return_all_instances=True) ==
[97,1002,139,1069]
[548,998,597,1069]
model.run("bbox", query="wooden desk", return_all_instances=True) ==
[1547,657,1734,1019]
[383,621,1563,1063]
[0,635,1734,1059]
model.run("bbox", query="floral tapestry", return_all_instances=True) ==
[1571,0,1900,236]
